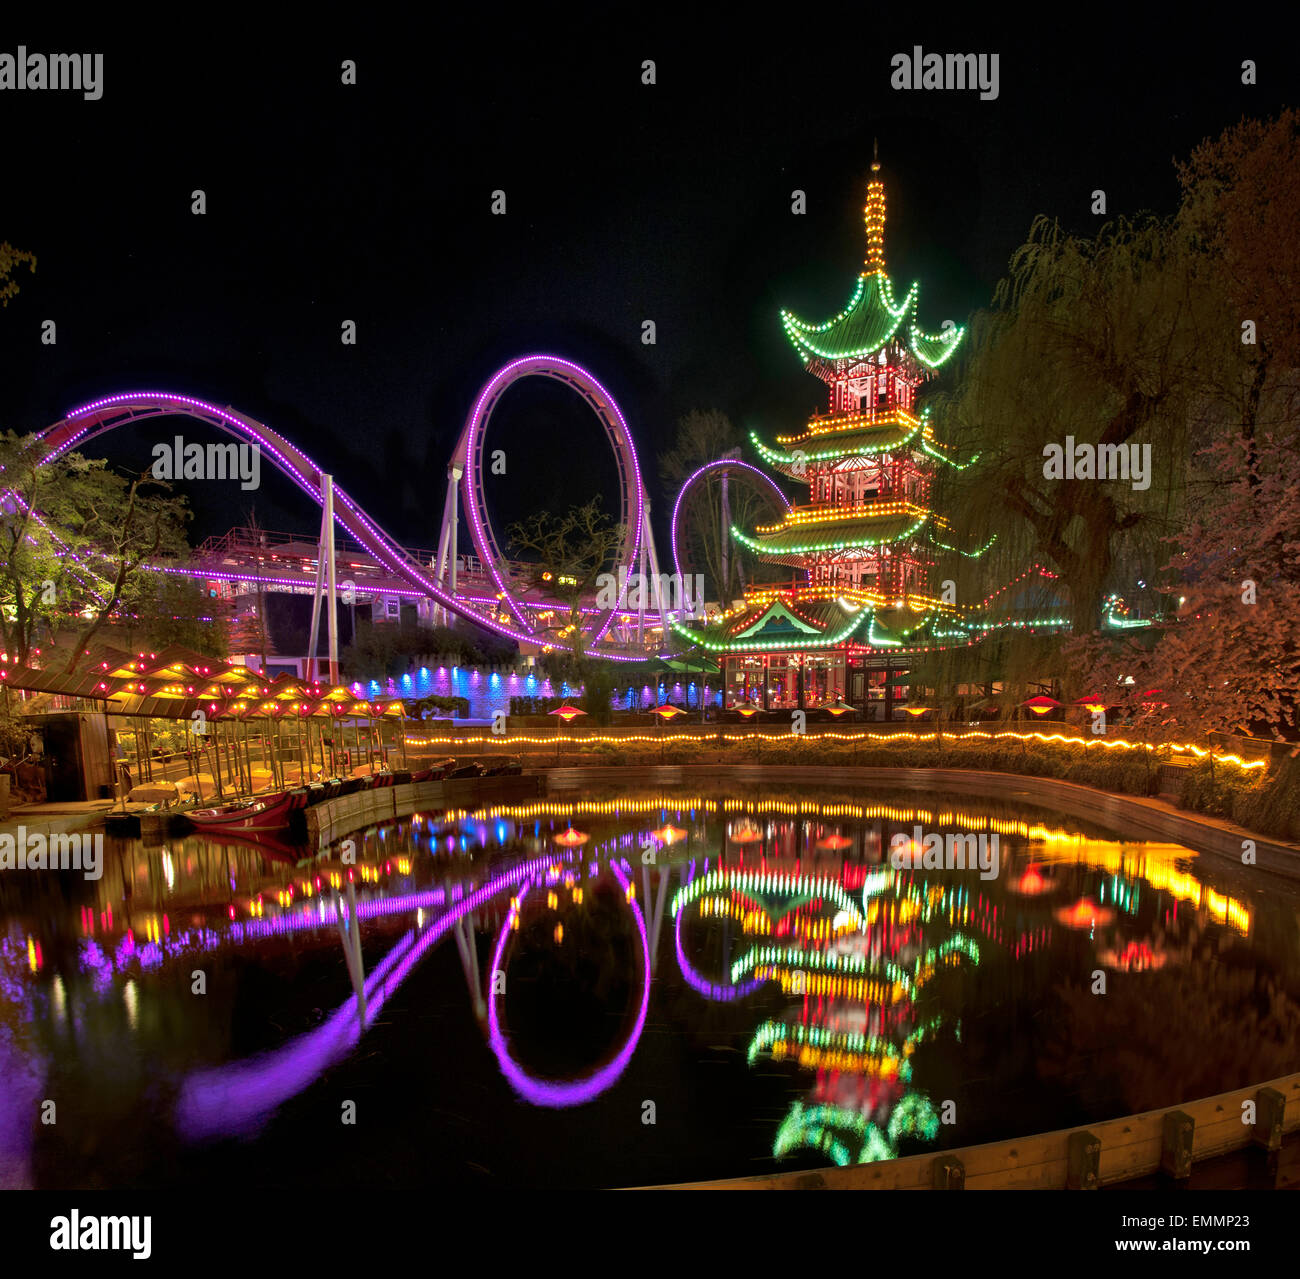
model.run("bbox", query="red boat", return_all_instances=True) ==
[186,788,308,834]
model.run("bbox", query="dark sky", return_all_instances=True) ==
[1,18,1292,555]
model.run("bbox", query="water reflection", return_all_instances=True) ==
[2,784,1297,1188]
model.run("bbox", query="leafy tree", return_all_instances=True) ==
[507,497,625,661]
[1064,111,1300,741]
[60,474,192,674]
[124,573,229,657]
[0,433,192,670]
[0,241,35,308]
[934,214,1209,635]
[0,434,180,665]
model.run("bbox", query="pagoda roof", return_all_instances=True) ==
[671,595,870,654]
[668,593,946,655]
[733,508,930,564]
[751,409,933,476]
[781,271,964,370]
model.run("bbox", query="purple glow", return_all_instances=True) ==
[40,388,655,663]
[673,908,764,1002]
[458,356,644,644]
[487,862,650,1108]
[174,843,610,1140]
[669,458,796,589]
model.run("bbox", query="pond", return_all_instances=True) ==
[2,778,1298,1188]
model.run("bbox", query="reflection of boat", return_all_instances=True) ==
[186,788,308,834]
[199,827,315,864]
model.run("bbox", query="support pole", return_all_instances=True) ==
[637,492,650,647]
[720,468,730,605]
[335,880,367,1029]
[323,474,339,686]
[305,497,330,684]
[449,465,461,605]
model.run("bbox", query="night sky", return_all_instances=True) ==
[1,20,1292,556]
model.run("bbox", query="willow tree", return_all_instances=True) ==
[1064,111,1300,738]
[932,213,1215,638]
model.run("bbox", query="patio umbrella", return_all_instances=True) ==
[548,704,587,723]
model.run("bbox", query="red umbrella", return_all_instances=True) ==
[1022,695,1063,716]
[549,704,587,723]
[650,703,686,720]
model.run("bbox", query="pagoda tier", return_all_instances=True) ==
[670,156,1021,695]
[780,276,962,382]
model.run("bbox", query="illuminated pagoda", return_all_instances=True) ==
[673,151,984,718]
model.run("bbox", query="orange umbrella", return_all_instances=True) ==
[650,704,685,720]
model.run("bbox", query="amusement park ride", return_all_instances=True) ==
[32,354,701,669]
[28,165,1064,683]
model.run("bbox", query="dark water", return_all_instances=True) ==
[2,781,1298,1188]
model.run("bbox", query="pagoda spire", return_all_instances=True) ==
[864,145,886,276]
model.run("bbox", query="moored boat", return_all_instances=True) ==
[410,757,456,782]
[185,787,308,834]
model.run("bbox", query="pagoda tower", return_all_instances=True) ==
[673,155,975,718]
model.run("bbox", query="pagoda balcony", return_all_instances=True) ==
[782,495,927,521]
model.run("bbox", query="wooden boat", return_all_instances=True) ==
[185,787,308,834]
[482,759,523,777]
[447,762,484,780]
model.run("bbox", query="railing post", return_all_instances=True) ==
[1067,1130,1101,1189]
[1160,1110,1194,1181]
[931,1155,964,1189]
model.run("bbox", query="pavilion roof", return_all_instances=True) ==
[780,272,963,371]
[733,508,930,564]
